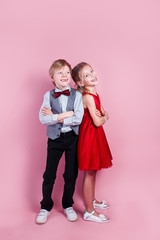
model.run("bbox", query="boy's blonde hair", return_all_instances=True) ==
[49,59,72,79]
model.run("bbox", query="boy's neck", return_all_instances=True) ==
[56,85,70,91]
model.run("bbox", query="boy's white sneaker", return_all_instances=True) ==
[64,207,78,222]
[36,209,50,224]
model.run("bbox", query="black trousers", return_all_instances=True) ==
[40,131,78,211]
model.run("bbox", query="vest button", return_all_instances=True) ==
[57,134,59,137]
[58,128,61,130]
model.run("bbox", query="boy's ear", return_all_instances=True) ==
[51,78,56,86]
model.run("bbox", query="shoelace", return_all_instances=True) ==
[66,208,75,214]
[38,210,48,216]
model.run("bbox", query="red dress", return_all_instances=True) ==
[78,92,113,170]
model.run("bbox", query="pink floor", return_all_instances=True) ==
[1,156,160,240]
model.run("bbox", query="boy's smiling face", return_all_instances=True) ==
[52,65,72,90]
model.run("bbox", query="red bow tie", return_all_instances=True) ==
[54,89,70,98]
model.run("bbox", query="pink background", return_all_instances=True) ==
[0,0,160,239]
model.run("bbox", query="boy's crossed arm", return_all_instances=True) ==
[42,106,73,123]
[39,91,73,125]
[39,90,83,126]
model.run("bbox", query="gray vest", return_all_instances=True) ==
[47,88,79,140]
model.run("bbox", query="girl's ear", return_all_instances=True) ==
[77,80,84,87]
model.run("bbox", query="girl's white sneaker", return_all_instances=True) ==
[83,210,109,223]
[93,200,109,209]
[36,209,50,224]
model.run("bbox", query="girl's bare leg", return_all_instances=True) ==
[93,173,102,204]
[83,170,100,216]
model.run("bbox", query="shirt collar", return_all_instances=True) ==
[55,86,71,92]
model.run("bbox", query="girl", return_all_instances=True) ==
[72,62,113,223]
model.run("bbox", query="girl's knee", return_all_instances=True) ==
[85,170,96,177]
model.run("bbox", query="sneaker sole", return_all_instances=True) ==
[83,217,109,223]
[93,205,109,210]
[66,216,78,222]
[36,220,47,224]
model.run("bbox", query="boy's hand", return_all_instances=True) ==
[59,119,64,123]
[42,107,53,116]
[57,111,74,121]
[68,111,74,117]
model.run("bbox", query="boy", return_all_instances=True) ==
[36,59,84,224]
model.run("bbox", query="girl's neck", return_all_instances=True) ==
[84,86,97,95]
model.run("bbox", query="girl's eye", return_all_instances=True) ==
[85,74,88,77]
[91,70,93,73]
[58,72,62,74]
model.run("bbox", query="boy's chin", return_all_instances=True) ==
[56,83,70,89]
[60,83,69,87]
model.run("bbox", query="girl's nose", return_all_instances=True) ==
[93,71,97,77]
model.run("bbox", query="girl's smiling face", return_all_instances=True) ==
[79,65,98,87]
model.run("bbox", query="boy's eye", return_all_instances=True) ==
[58,72,62,74]
[85,74,88,77]
[91,69,93,73]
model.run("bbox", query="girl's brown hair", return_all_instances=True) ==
[72,62,90,93]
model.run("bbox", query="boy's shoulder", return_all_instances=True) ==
[43,90,50,97]
[71,88,82,97]
[43,89,55,96]
[70,88,77,93]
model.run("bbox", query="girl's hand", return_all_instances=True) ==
[42,107,53,116]
[101,106,109,120]
[104,111,109,120]
[95,109,102,117]
[101,106,105,115]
